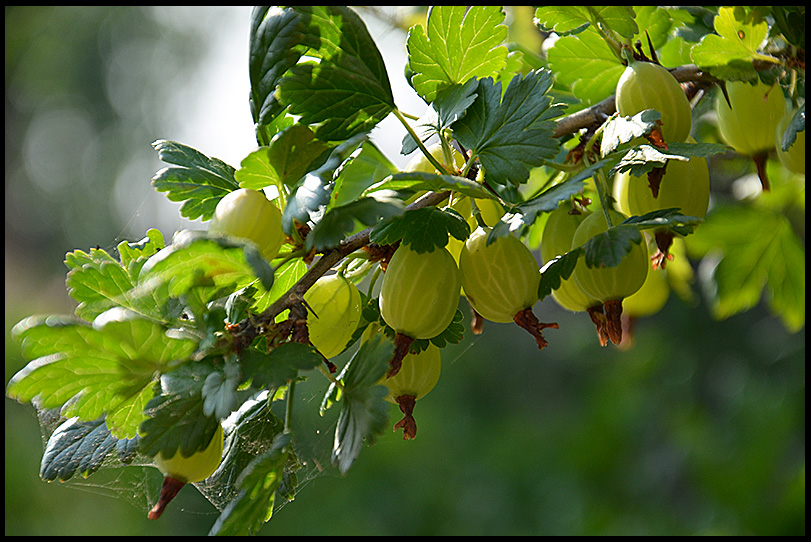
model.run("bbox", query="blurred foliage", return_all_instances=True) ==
[5,6,804,536]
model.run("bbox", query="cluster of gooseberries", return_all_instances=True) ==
[158,52,802,516]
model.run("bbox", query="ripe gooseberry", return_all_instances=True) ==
[615,58,693,143]
[378,244,460,376]
[715,80,786,156]
[571,209,649,345]
[304,273,362,359]
[459,226,558,349]
[149,423,224,520]
[366,323,441,440]
[208,188,284,261]
[613,145,710,268]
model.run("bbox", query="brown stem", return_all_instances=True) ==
[148,476,186,520]
[513,308,558,350]
[604,299,624,345]
[753,151,770,192]
[470,306,484,335]
[393,395,418,440]
[387,332,415,378]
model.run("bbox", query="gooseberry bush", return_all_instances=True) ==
[6,6,805,535]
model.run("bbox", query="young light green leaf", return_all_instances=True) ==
[8,309,197,439]
[686,204,805,333]
[534,6,638,39]
[450,69,562,201]
[407,5,508,103]
[599,109,662,157]
[151,140,239,221]
[546,29,624,107]
[330,141,399,208]
[277,6,394,142]
[138,230,275,301]
[235,125,331,198]
[690,6,780,79]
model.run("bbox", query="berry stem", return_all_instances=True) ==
[513,308,558,350]
[393,395,418,440]
[387,332,415,378]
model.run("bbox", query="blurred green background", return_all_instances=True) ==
[5,6,804,536]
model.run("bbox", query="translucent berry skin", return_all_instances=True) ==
[153,424,224,484]
[614,153,710,219]
[379,244,461,339]
[459,227,540,323]
[208,188,284,261]
[775,109,805,174]
[615,59,693,143]
[540,203,600,312]
[380,343,441,403]
[571,209,649,303]
[715,80,787,156]
[304,274,362,358]
[621,262,670,318]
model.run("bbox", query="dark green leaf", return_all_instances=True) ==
[451,70,562,200]
[779,104,805,151]
[401,79,479,155]
[332,333,392,474]
[277,6,394,142]
[370,206,470,253]
[249,7,305,146]
[306,194,405,252]
[151,140,239,221]
[538,249,583,300]
[40,417,139,482]
[364,170,494,200]
[240,342,323,391]
[138,386,220,459]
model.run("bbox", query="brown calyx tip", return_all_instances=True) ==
[393,395,418,440]
[586,304,610,347]
[513,308,558,350]
[603,299,624,346]
[386,332,414,379]
[148,476,186,520]
[651,230,675,270]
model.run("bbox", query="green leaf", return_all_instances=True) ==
[40,417,139,482]
[545,27,624,108]
[364,170,494,200]
[599,109,663,157]
[8,309,197,439]
[538,249,582,300]
[534,6,638,39]
[779,104,805,152]
[686,204,805,332]
[330,141,399,208]
[611,140,730,178]
[240,342,324,391]
[306,194,405,252]
[401,79,479,155]
[582,224,644,268]
[690,6,780,80]
[332,333,392,474]
[235,125,331,199]
[407,5,509,103]
[277,6,394,142]
[451,69,562,201]
[138,230,275,302]
[65,231,177,323]
[370,206,470,253]
[209,432,292,536]
[249,7,305,146]
[151,140,239,221]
